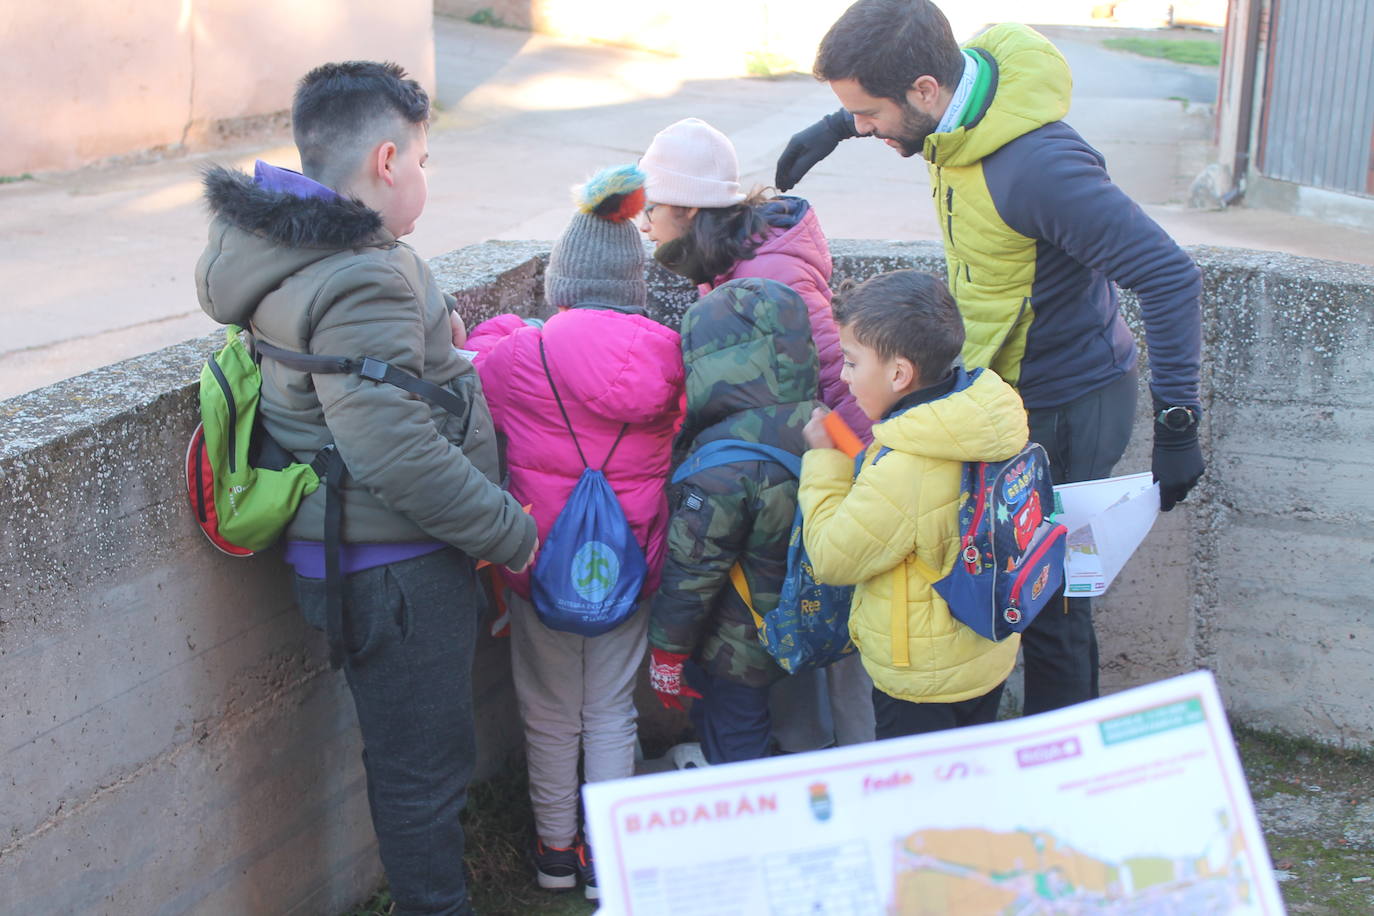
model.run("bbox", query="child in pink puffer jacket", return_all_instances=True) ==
[466,165,683,902]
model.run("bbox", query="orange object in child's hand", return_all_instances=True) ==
[823,411,864,458]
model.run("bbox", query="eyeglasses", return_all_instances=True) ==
[642,202,659,222]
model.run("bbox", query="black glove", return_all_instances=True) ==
[774,109,859,191]
[1151,395,1205,511]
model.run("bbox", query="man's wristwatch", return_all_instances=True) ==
[1155,405,1199,432]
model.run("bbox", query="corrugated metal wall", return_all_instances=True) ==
[1260,0,1374,196]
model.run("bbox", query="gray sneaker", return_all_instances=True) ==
[577,841,598,901]
[668,741,709,769]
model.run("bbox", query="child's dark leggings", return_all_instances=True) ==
[872,681,1006,740]
[685,662,773,764]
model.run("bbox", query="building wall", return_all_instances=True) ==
[0,0,436,176]
[1257,0,1374,198]
[0,241,1370,911]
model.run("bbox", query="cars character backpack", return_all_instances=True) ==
[529,340,647,637]
[671,440,856,674]
[919,441,1067,641]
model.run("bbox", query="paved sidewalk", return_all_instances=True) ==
[2,18,1372,401]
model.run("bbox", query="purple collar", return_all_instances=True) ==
[253,160,340,200]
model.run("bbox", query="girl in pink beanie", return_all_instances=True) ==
[638,117,870,441]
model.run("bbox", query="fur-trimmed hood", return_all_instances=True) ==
[196,165,396,328]
[201,165,385,249]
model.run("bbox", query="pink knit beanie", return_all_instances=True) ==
[639,118,746,209]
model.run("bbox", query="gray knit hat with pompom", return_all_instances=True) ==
[545,164,648,314]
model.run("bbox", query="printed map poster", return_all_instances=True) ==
[1054,472,1160,597]
[584,671,1282,915]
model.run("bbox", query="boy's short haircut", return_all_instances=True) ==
[832,270,965,383]
[293,61,430,190]
[814,0,964,103]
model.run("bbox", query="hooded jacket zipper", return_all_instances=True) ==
[945,187,955,247]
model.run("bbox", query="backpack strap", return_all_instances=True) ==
[729,562,764,632]
[856,442,920,667]
[254,339,470,419]
[890,561,910,668]
[670,440,800,631]
[317,446,349,670]
[252,336,473,671]
[671,439,803,484]
[538,338,629,470]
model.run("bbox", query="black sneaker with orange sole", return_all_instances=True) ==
[532,838,578,891]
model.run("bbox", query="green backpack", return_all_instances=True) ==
[185,326,327,556]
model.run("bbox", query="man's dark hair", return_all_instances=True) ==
[814,0,964,102]
[292,61,430,189]
[832,270,964,382]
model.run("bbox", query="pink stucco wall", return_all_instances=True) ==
[0,0,435,175]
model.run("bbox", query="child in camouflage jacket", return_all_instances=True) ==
[648,276,823,764]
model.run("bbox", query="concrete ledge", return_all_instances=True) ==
[1246,175,1374,234]
[1,240,1371,911]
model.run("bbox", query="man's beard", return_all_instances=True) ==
[876,103,939,158]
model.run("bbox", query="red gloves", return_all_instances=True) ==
[650,648,702,711]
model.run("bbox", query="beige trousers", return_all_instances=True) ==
[507,591,649,847]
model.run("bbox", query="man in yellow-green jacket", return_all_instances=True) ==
[776,0,1205,716]
[800,270,1029,735]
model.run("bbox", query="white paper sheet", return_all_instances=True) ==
[1053,472,1160,598]
[583,672,1282,915]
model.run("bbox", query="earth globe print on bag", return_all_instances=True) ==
[530,339,646,636]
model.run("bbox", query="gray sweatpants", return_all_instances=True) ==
[507,591,649,847]
[769,652,877,752]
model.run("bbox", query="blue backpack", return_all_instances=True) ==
[530,340,646,637]
[671,440,856,674]
[922,442,1068,641]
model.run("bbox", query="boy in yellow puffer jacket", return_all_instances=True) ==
[799,270,1029,738]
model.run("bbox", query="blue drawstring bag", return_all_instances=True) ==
[671,439,856,674]
[530,340,646,636]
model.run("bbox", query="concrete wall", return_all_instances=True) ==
[0,342,518,912]
[1,241,1370,911]
[0,1,436,176]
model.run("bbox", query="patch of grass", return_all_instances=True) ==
[1234,725,1374,913]
[351,888,393,916]
[466,8,521,30]
[1265,837,1374,914]
[0,173,34,185]
[349,763,596,916]
[744,50,797,78]
[1103,37,1222,66]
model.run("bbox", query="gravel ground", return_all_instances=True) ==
[1235,727,1374,914]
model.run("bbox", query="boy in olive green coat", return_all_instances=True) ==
[196,62,535,915]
